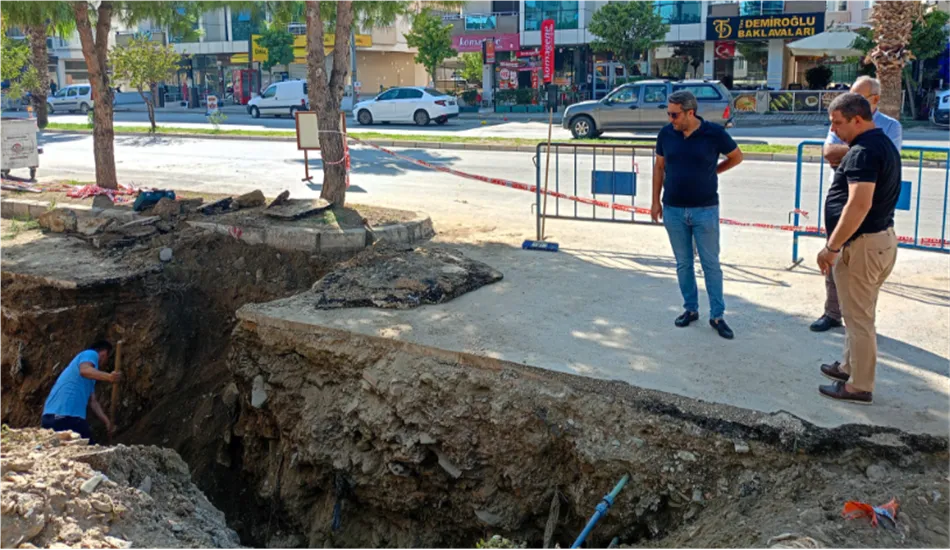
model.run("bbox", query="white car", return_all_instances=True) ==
[353,87,459,126]
[931,89,949,128]
[247,80,309,118]
[47,84,93,114]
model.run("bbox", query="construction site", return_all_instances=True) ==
[1,184,948,549]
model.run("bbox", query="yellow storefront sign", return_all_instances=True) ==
[250,34,372,64]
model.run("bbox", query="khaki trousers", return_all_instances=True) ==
[832,228,898,392]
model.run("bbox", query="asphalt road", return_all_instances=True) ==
[22,109,950,147]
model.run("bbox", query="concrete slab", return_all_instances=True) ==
[240,232,950,438]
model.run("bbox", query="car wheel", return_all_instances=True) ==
[79,102,90,114]
[357,109,373,125]
[289,106,300,119]
[413,109,430,126]
[250,106,260,119]
[570,116,595,139]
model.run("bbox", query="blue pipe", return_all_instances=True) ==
[571,474,630,549]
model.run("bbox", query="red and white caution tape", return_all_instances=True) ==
[347,135,950,249]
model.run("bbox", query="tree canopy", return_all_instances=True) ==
[404,8,457,87]
[256,25,295,71]
[588,1,668,72]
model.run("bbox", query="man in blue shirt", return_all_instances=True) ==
[652,91,744,339]
[41,341,121,443]
[810,76,902,333]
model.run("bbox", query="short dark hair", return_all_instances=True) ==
[668,90,698,115]
[828,92,873,122]
[90,340,113,353]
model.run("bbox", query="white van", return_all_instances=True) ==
[247,80,309,118]
[47,84,93,114]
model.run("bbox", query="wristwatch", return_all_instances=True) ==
[825,244,841,254]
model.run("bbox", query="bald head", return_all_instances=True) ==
[850,76,881,112]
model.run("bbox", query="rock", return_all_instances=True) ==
[155,221,174,233]
[171,522,184,533]
[76,216,114,236]
[931,490,942,504]
[90,496,113,513]
[798,508,823,525]
[178,198,204,212]
[116,216,159,229]
[151,197,182,220]
[137,476,152,495]
[221,383,240,411]
[38,209,78,233]
[117,224,158,239]
[474,508,504,527]
[159,248,173,262]
[103,536,132,549]
[251,375,268,408]
[435,449,462,479]
[235,189,265,208]
[418,432,437,445]
[865,462,888,482]
[675,450,697,462]
[198,198,233,215]
[60,523,83,544]
[80,474,104,494]
[734,441,751,454]
[264,198,331,220]
[1,459,33,474]
[611,439,621,447]
[631,437,646,448]
[233,256,246,271]
[255,268,264,282]
[92,195,114,209]
[267,190,290,209]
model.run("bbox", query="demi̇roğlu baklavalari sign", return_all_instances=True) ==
[706,12,825,41]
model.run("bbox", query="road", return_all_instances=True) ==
[22,109,950,147]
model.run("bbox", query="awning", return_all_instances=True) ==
[787,29,862,57]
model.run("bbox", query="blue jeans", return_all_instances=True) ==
[662,205,725,320]
[41,414,95,444]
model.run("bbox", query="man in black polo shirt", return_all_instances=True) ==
[817,93,901,405]
[651,91,743,339]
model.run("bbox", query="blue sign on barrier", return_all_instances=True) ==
[896,180,912,211]
[592,170,636,196]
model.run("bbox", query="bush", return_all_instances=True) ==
[805,65,833,90]
[515,88,538,105]
[495,89,517,105]
[461,89,479,106]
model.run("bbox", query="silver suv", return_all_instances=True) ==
[563,80,734,138]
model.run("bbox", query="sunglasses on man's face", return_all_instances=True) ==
[667,111,683,119]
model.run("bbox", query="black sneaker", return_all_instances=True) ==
[710,318,734,340]
[810,315,843,332]
[674,311,699,327]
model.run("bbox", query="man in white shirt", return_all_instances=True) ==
[810,76,903,333]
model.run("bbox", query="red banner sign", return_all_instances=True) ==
[714,40,736,59]
[483,38,495,64]
[453,33,520,53]
[541,19,555,84]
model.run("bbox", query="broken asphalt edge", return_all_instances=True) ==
[235,302,949,459]
[0,197,435,256]
[39,129,949,169]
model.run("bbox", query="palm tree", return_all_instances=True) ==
[865,1,923,119]
[1,1,75,129]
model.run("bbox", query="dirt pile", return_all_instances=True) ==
[0,427,241,548]
[312,245,504,309]
[227,314,949,548]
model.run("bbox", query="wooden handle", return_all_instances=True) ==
[109,341,122,443]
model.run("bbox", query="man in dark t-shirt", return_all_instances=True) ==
[816,93,901,405]
[651,91,743,339]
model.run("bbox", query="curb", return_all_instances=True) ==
[41,129,948,168]
[0,197,436,255]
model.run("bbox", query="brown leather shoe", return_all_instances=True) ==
[819,382,872,405]
[820,361,850,383]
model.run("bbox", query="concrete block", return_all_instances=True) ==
[319,228,365,254]
[772,153,798,163]
[264,226,319,252]
[27,203,50,219]
[237,226,265,246]
[374,224,409,244]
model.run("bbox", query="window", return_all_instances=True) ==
[78,86,90,95]
[524,1,579,31]
[673,84,723,100]
[54,88,68,98]
[397,89,424,100]
[230,9,261,42]
[492,1,519,14]
[827,0,849,11]
[740,1,783,16]
[655,1,702,25]
[465,15,496,30]
[424,88,447,97]
[377,89,400,101]
[261,86,276,98]
[67,88,79,97]
[643,85,668,104]
[607,86,639,104]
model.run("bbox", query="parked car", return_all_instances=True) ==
[931,89,949,128]
[562,79,734,138]
[46,84,93,114]
[247,80,309,118]
[353,87,459,126]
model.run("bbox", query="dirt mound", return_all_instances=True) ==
[0,427,241,549]
[312,246,503,309]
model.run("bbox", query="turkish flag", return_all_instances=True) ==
[541,19,555,84]
[714,41,736,60]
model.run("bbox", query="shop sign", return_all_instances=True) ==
[499,61,520,69]
[251,34,372,63]
[531,70,539,89]
[541,19,555,84]
[454,33,520,53]
[714,41,736,59]
[706,12,824,41]
[483,38,496,64]
[518,48,541,58]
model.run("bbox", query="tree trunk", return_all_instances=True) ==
[27,25,50,129]
[73,1,117,189]
[139,88,156,132]
[903,71,916,120]
[877,66,903,119]
[306,0,353,207]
